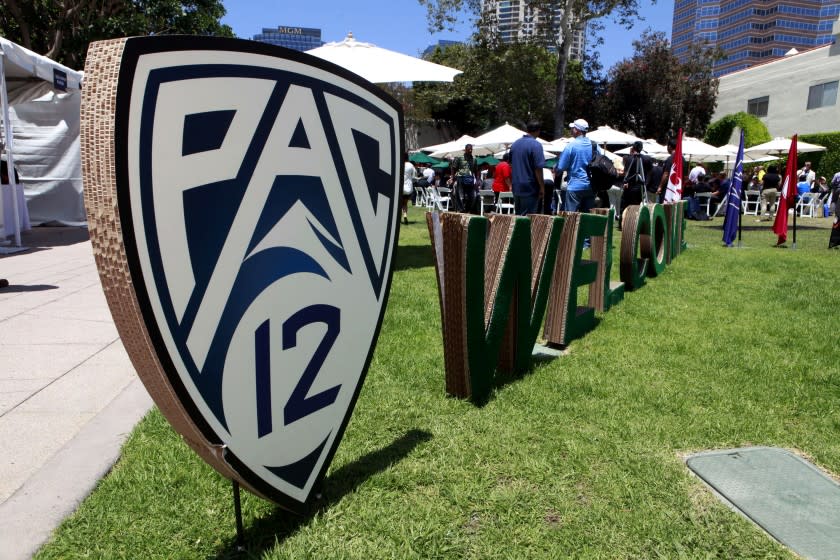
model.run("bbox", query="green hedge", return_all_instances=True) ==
[704,112,771,147]
[799,131,840,179]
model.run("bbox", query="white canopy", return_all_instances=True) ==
[1,37,84,245]
[744,136,826,158]
[306,33,462,84]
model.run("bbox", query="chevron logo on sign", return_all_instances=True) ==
[87,37,403,509]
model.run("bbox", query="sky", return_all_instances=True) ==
[220,0,674,73]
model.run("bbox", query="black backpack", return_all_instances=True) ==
[587,143,619,192]
[623,154,646,190]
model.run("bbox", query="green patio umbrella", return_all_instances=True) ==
[544,157,558,168]
[476,155,500,166]
[409,151,440,165]
[432,160,451,169]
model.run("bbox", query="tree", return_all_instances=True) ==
[415,40,559,136]
[0,0,233,68]
[418,0,647,138]
[602,31,719,140]
[704,112,771,147]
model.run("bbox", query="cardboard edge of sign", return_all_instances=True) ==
[80,36,405,511]
[81,36,259,499]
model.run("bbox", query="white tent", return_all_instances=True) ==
[0,36,83,246]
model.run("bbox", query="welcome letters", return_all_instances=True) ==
[426,202,688,404]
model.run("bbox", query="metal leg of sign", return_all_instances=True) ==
[232,480,246,552]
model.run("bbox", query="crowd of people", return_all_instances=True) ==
[682,159,838,220]
[405,122,840,228]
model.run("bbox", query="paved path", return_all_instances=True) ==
[0,227,152,559]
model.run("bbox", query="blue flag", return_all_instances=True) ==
[723,130,744,246]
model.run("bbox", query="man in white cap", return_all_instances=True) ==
[555,118,598,213]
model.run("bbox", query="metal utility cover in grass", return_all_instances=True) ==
[687,447,840,560]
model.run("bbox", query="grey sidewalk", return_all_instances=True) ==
[0,227,153,559]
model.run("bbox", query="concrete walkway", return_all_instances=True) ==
[0,227,153,559]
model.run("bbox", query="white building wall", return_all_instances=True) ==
[713,20,840,142]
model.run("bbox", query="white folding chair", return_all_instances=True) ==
[796,192,818,218]
[478,189,496,215]
[607,186,622,218]
[432,186,451,211]
[496,191,515,214]
[694,192,713,216]
[712,195,729,218]
[424,186,437,210]
[414,186,428,209]
[742,190,760,215]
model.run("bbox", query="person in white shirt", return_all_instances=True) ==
[798,162,816,188]
[403,155,416,224]
[688,164,706,187]
[422,165,435,185]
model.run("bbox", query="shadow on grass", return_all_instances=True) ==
[735,224,829,231]
[214,429,433,559]
[393,245,434,271]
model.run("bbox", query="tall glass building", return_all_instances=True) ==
[481,0,585,59]
[672,0,840,75]
[423,40,463,57]
[252,26,324,52]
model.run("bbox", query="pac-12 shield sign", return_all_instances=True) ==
[81,36,403,509]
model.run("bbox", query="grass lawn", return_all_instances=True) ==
[37,208,839,559]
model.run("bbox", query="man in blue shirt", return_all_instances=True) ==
[556,118,597,213]
[796,174,810,197]
[510,121,546,215]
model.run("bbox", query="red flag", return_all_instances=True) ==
[772,135,798,245]
[664,129,683,203]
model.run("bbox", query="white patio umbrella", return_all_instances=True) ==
[424,135,495,159]
[676,136,733,163]
[306,32,463,83]
[744,136,826,158]
[493,147,555,161]
[420,134,475,154]
[472,122,549,153]
[586,125,642,146]
[540,142,623,169]
[545,137,572,153]
[602,148,626,169]
[615,139,669,160]
[718,144,778,164]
